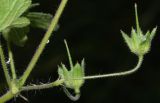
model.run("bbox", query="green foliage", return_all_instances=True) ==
[0,0,31,46]
[10,17,30,28]
[0,0,31,31]
[0,0,54,47]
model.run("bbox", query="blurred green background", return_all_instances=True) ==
[1,0,160,103]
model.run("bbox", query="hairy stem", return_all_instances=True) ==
[0,91,14,103]
[0,46,11,88]
[22,79,64,91]
[19,0,68,86]
[83,55,143,79]
[7,42,17,79]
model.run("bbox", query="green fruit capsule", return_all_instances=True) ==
[58,60,85,94]
[121,4,157,56]
[58,40,85,100]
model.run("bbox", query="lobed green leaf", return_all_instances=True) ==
[0,0,31,31]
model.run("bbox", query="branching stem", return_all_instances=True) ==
[0,0,68,102]
[19,0,68,87]
[0,91,14,103]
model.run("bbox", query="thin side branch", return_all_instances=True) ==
[83,55,143,79]
[64,40,74,69]
[0,46,11,88]
[7,42,17,79]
